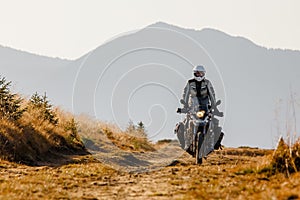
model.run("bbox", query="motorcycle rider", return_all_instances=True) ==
[181,65,216,110]
[177,65,223,151]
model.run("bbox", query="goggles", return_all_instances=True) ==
[194,71,205,77]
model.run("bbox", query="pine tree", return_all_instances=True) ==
[29,92,58,125]
[136,121,147,138]
[0,77,24,121]
[126,119,136,133]
[125,120,147,138]
[65,117,78,137]
[64,117,80,143]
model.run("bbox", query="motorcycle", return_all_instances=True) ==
[175,99,224,164]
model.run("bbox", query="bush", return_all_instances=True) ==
[125,120,147,138]
[28,92,58,125]
[0,77,24,121]
[0,76,86,164]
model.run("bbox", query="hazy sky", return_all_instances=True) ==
[0,0,299,59]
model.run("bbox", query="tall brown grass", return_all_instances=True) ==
[268,137,300,177]
[76,115,155,153]
[265,91,300,177]
[103,126,155,152]
[0,101,86,165]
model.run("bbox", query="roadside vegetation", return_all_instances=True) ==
[0,76,86,164]
[260,137,300,177]
[78,116,156,153]
[0,76,155,164]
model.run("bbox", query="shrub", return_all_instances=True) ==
[125,120,147,138]
[0,77,24,121]
[0,77,86,164]
[28,92,58,125]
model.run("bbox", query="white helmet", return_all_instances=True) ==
[193,65,206,81]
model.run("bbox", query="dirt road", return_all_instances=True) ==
[1,146,300,200]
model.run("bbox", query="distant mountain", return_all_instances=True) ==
[0,45,71,95]
[1,22,299,148]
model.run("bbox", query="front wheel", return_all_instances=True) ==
[195,132,204,165]
[196,155,202,165]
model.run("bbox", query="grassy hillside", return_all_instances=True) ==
[0,76,156,165]
[0,96,86,165]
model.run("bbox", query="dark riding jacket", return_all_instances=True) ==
[181,78,216,108]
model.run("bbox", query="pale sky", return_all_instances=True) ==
[0,0,299,59]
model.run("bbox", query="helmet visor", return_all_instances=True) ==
[194,71,205,77]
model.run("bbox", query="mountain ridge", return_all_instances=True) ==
[148,21,300,53]
[0,44,72,62]
[1,22,299,61]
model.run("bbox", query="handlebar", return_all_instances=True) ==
[177,100,223,117]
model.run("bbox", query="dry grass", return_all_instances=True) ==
[0,157,117,199]
[260,137,300,177]
[102,127,155,152]
[76,115,155,153]
[1,147,300,200]
[0,102,86,165]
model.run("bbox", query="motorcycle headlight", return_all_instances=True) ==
[196,110,205,118]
